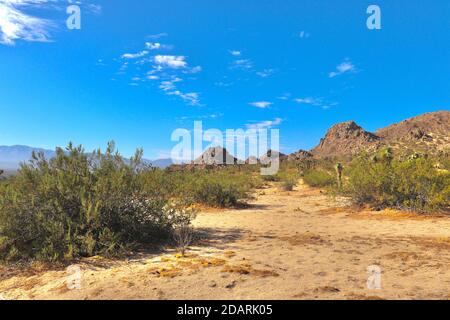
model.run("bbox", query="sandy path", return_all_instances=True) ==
[1,182,450,300]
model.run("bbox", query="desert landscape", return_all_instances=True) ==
[0,111,450,300]
[1,179,450,300]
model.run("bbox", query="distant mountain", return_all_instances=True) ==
[376,111,450,153]
[194,146,238,165]
[149,158,173,168]
[0,145,55,170]
[0,145,172,171]
[308,111,450,158]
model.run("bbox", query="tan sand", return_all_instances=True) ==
[1,181,450,300]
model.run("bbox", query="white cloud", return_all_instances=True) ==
[188,65,202,73]
[230,58,253,70]
[145,41,172,50]
[154,55,187,68]
[294,97,338,110]
[0,0,54,45]
[145,42,161,50]
[277,93,291,100]
[121,50,149,59]
[230,50,241,56]
[329,60,356,78]
[167,90,199,106]
[294,97,322,105]
[246,118,282,130]
[249,101,272,109]
[147,32,168,39]
[116,40,202,106]
[86,3,102,15]
[159,77,182,91]
[256,68,276,78]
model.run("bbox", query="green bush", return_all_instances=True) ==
[303,170,335,188]
[191,181,240,207]
[345,155,450,213]
[262,174,280,182]
[140,167,258,208]
[0,142,195,262]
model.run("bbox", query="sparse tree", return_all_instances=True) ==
[173,225,194,257]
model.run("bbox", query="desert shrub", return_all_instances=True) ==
[0,142,195,262]
[345,155,450,213]
[303,170,335,188]
[140,166,260,208]
[280,179,296,191]
[262,174,280,182]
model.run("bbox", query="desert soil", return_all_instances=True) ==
[2,181,450,300]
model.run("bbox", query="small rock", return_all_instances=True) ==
[209,281,217,288]
[225,281,237,289]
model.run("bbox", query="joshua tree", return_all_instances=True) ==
[335,163,344,189]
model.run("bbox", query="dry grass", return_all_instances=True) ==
[349,208,447,221]
[280,232,328,246]
[346,293,386,300]
[383,251,421,262]
[222,263,279,277]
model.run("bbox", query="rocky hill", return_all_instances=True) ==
[308,111,450,158]
[287,150,313,162]
[193,146,238,165]
[376,111,450,153]
[310,121,381,158]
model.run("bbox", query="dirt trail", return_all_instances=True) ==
[2,181,450,300]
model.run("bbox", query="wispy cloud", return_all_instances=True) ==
[121,50,149,59]
[167,90,200,106]
[145,42,172,50]
[329,60,356,78]
[230,58,253,70]
[0,0,54,45]
[246,118,283,130]
[147,32,168,39]
[249,101,272,109]
[256,68,276,78]
[117,38,202,105]
[294,96,338,110]
[277,93,291,100]
[85,3,102,15]
[0,0,101,45]
[229,50,241,56]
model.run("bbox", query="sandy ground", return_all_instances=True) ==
[2,181,450,300]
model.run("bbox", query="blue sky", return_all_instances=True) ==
[0,0,449,159]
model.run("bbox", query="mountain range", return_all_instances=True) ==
[0,145,173,171]
[189,110,450,166]
[1,111,449,173]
